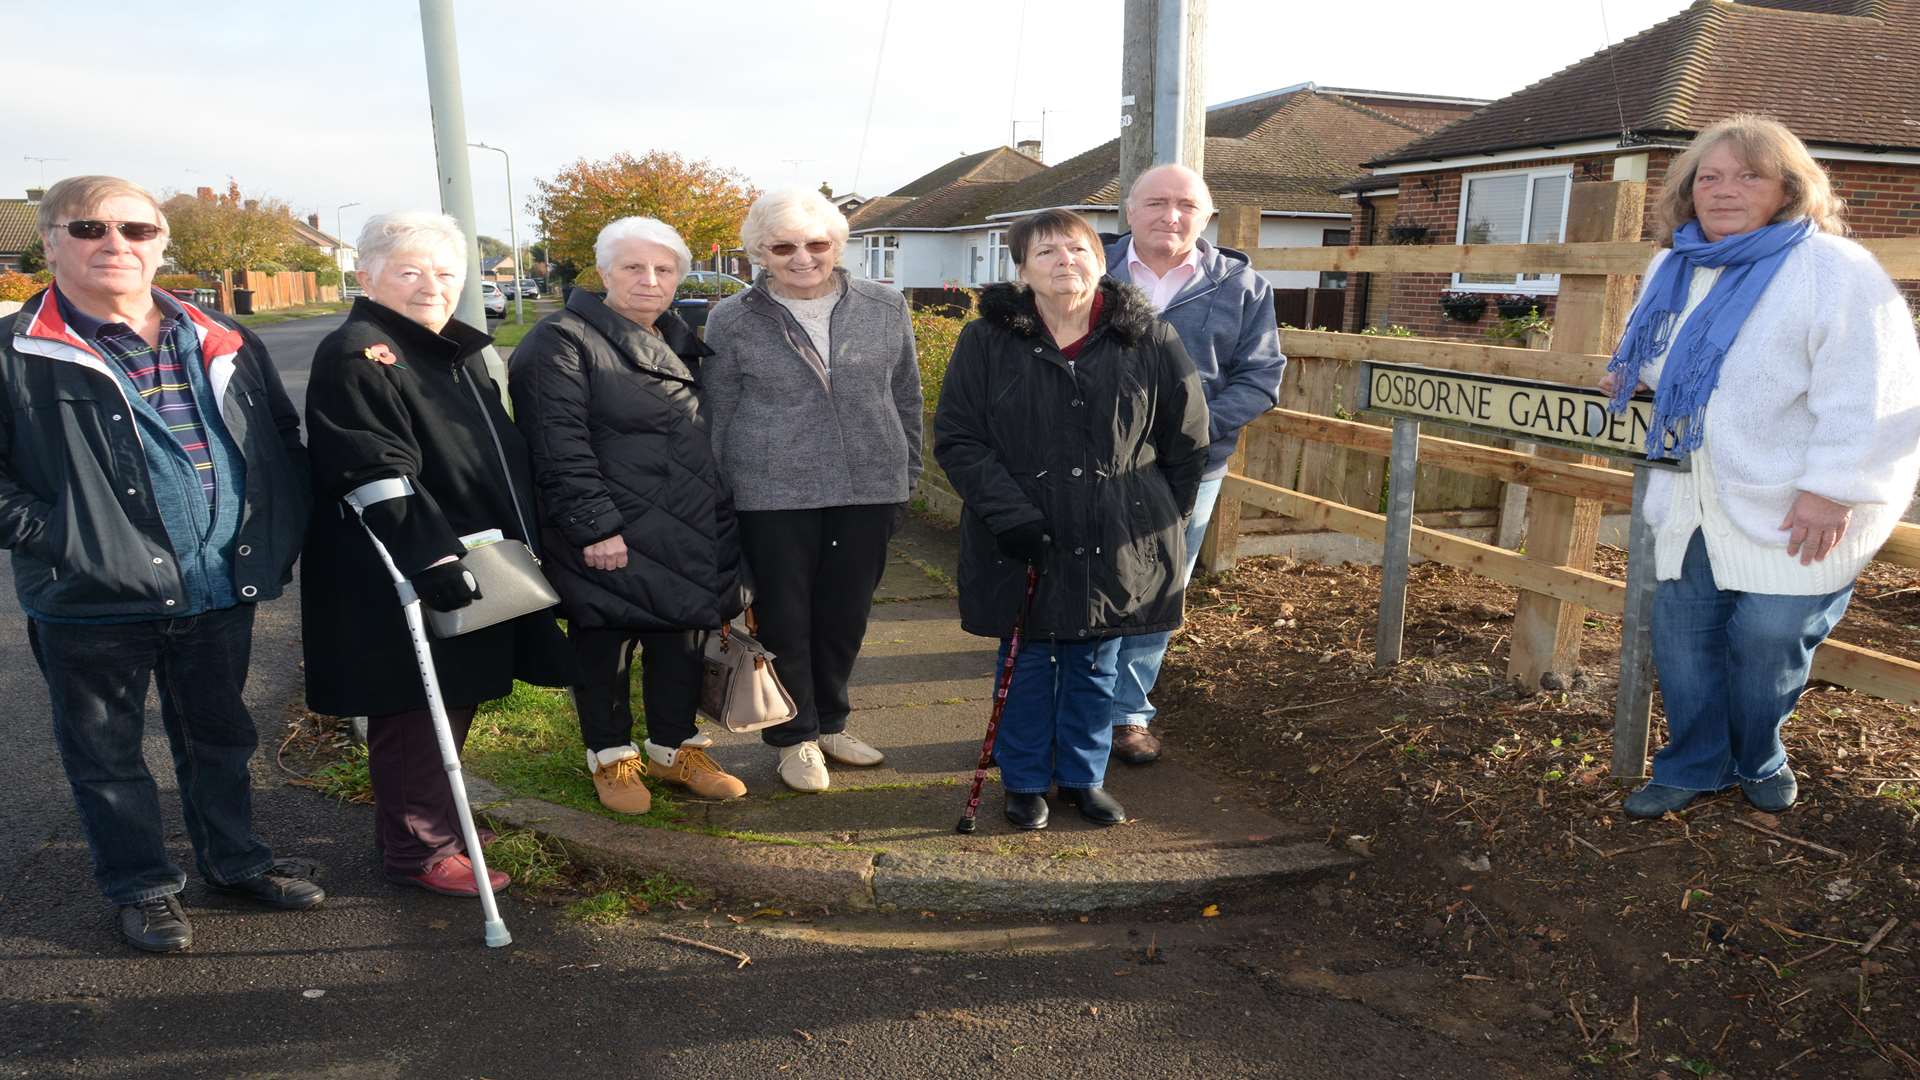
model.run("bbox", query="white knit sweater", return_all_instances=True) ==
[1634,233,1920,593]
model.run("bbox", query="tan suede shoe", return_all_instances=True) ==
[589,751,654,815]
[648,745,748,800]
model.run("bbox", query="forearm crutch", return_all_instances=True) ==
[957,565,1039,834]
[344,477,511,948]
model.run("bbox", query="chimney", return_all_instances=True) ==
[308,212,321,229]
[24,188,44,203]
[1015,139,1043,162]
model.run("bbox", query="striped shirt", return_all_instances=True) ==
[59,289,219,503]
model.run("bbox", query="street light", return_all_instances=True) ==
[468,141,521,324]
[335,201,361,302]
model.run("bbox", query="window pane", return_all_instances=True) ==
[1459,174,1527,284]
[1526,175,1567,244]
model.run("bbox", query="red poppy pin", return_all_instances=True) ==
[363,343,400,366]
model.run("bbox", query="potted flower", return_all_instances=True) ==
[1439,291,1488,322]
[1495,293,1537,319]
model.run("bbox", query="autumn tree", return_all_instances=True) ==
[161,181,298,272]
[529,152,758,272]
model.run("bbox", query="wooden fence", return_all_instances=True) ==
[1202,180,1920,762]
[212,270,338,313]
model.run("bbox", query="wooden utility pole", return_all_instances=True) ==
[1506,180,1645,689]
[1119,0,1207,228]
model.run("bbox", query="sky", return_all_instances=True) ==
[5,0,1697,252]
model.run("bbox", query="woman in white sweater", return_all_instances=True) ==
[1601,114,1920,819]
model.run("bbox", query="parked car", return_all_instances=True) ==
[515,278,541,298]
[678,270,750,297]
[480,280,506,318]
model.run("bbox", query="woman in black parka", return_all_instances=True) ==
[509,217,748,813]
[934,209,1209,831]
[304,211,573,898]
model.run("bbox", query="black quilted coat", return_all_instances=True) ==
[508,289,744,632]
[933,278,1209,640]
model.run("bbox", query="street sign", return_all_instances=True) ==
[1357,362,1682,466]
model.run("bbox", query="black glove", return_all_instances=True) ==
[995,520,1051,565]
[411,559,482,611]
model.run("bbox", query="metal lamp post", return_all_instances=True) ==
[335,201,360,301]
[468,141,521,324]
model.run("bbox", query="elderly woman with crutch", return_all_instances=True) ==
[510,216,750,812]
[703,189,923,792]
[934,209,1209,830]
[303,211,572,900]
[1602,114,1920,819]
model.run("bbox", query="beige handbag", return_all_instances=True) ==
[699,616,797,733]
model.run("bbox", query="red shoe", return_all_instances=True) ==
[388,853,510,897]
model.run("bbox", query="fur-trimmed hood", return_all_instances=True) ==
[975,277,1159,346]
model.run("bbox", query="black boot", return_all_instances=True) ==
[1061,786,1127,826]
[1005,792,1049,830]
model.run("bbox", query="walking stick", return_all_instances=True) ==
[345,479,511,948]
[957,565,1039,834]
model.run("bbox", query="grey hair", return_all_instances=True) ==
[739,188,848,265]
[594,216,692,275]
[356,211,469,278]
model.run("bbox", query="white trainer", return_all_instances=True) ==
[777,741,831,792]
[818,731,885,767]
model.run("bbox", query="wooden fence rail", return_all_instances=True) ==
[1253,235,1920,278]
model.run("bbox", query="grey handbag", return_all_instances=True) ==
[424,372,562,638]
[699,616,797,733]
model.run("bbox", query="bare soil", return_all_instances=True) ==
[1159,548,1920,1079]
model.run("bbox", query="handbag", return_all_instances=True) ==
[422,370,563,638]
[699,616,797,733]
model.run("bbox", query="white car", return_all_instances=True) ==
[480,281,506,318]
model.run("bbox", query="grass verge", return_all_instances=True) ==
[233,300,351,327]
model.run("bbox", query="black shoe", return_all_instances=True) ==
[208,864,326,911]
[119,895,192,953]
[1061,786,1127,826]
[1005,792,1049,830]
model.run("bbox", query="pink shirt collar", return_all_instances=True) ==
[1125,238,1203,311]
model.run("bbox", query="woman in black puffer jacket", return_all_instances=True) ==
[934,209,1209,831]
[509,217,748,813]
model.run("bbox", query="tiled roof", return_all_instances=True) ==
[1373,0,1920,165]
[843,195,912,230]
[852,87,1474,233]
[0,199,38,255]
[888,146,1047,197]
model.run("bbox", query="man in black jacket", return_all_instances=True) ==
[0,176,322,954]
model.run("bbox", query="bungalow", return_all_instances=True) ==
[0,189,42,273]
[1344,0,1920,338]
[842,143,1049,286]
[849,84,1486,319]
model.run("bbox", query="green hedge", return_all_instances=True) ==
[911,304,970,415]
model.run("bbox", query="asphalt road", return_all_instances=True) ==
[0,312,1550,1079]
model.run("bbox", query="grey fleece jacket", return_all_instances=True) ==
[703,270,923,511]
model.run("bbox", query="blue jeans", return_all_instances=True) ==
[1112,476,1223,729]
[997,636,1124,794]
[1650,531,1852,791]
[29,606,275,904]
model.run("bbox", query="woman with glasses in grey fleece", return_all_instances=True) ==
[702,188,923,793]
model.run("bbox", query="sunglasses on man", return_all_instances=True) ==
[58,220,165,242]
[768,240,833,257]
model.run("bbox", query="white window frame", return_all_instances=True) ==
[1450,165,1573,295]
[864,234,898,281]
[987,229,1011,284]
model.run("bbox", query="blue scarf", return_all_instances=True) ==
[1607,217,1815,459]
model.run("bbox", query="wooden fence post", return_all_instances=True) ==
[1197,204,1266,574]
[1506,180,1645,689]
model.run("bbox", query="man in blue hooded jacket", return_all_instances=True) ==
[1103,164,1286,764]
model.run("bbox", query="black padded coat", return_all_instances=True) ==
[933,279,1210,641]
[508,289,744,632]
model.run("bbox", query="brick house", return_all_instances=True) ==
[1343,0,1920,340]
[850,84,1484,318]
